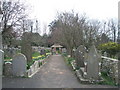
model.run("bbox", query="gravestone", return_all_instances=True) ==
[0,50,4,75]
[0,50,4,90]
[0,34,2,49]
[75,45,87,67]
[40,48,46,56]
[6,47,16,58]
[101,33,109,44]
[4,62,12,76]
[85,45,101,80]
[62,48,67,53]
[21,32,32,63]
[12,53,27,76]
[103,52,107,57]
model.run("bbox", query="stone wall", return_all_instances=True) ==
[101,56,118,84]
[27,55,50,77]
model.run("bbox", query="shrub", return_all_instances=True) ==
[45,49,50,53]
[98,42,120,57]
[27,60,35,69]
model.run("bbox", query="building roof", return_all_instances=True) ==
[51,44,63,48]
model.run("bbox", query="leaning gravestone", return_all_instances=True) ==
[21,32,32,63]
[12,53,27,76]
[75,45,86,67]
[85,45,101,80]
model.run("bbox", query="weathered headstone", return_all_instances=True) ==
[0,34,2,49]
[62,48,67,53]
[104,52,107,57]
[85,45,101,80]
[21,32,32,63]
[75,45,86,67]
[0,50,4,90]
[101,33,109,44]
[4,62,12,76]
[5,47,16,58]
[0,50,4,75]
[12,53,27,76]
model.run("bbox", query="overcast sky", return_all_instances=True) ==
[23,0,119,34]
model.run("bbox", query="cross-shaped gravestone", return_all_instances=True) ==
[75,45,87,67]
[85,45,101,80]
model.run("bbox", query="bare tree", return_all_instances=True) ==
[49,12,88,56]
[49,11,118,56]
[2,0,27,46]
[100,19,118,42]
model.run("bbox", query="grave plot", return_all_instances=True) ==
[63,44,119,86]
[73,45,102,83]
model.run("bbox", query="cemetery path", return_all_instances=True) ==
[2,55,117,88]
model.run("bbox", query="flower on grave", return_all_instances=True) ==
[32,57,36,59]
[46,53,50,55]
[37,56,42,58]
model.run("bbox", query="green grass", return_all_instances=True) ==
[16,50,21,53]
[96,72,117,86]
[4,57,12,60]
[62,53,67,57]
[27,51,47,69]
[63,53,74,65]
[27,60,35,69]
[32,52,40,57]
[45,49,50,53]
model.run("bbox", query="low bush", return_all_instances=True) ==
[27,60,35,69]
[98,42,120,57]
[98,72,117,86]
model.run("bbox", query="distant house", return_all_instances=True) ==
[51,44,63,55]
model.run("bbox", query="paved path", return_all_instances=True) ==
[2,55,117,88]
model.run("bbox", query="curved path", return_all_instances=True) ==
[2,55,117,88]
